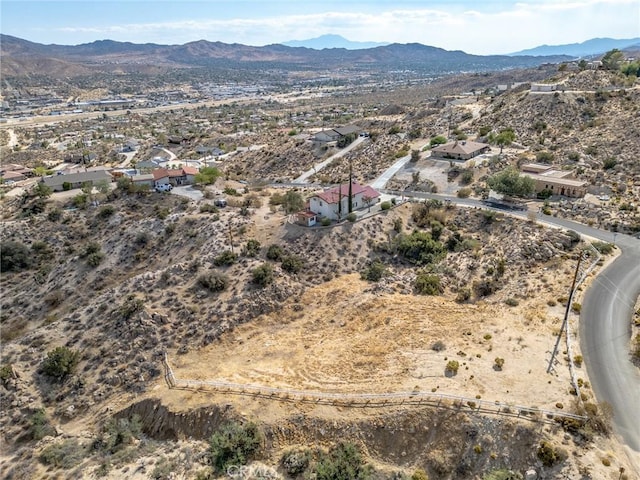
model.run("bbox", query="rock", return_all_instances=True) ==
[525,468,537,480]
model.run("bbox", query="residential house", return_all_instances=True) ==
[41,170,113,192]
[136,159,163,172]
[308,182,380,221]
[530,83,559,92]
[182,166,199,184]
[130,173,155,189]
[152,168,170,188]
[1,164,33,183]
[521,163,588,198]
[430,140,490,161]
[313,125,361,145]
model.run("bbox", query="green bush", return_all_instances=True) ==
[380,201,392,210]
[445,360,459,375]
[321,217,332,226]
[346,212,357,222]
[602,157,617,170]
[94,415,142,453]
[266,244,285,261]
[430,135,447,147]
[97,205,115,218]
[0,241,32,272]
[200,203,219,214]
[494,358,505,370]
[460,170,474,185]
[395,231,446,266]
[213,250,238,266]
[592,242,614,254]
[198,272,229,292]
[313,442,371,480]
[281,255,303,274]
[0,363,13,385]
[40,439,86,469]
[243,239,261,257]
[537,441,567,467]
[412,468,429,480]
[41,346,80,380]
[209,422,262,473]
[361,260,387,282]
[457,187,472,198]
[252,263,274,287]
[415,272,442,295]
[282,448,311,476]
[29,408,56,440]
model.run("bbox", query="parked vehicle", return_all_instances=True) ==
[155,184,172,192]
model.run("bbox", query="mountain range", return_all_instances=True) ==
[0,34,571,78]
[282,34,388,50]
[509,37,640,57]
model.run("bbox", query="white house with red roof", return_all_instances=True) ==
[308,182,380,221]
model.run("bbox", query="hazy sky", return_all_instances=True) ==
[1,0,639,54]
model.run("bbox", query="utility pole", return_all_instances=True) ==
[348,157,353,214]
[547,253,583,374]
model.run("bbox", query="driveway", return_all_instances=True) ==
[170,185,203,201]
[294,136,366,184]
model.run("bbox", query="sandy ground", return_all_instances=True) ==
[166,273,581,414]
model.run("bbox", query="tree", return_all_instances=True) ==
[195,166,221,185]
[601,49,624,71]
[33,182,52,199]
[251,263,274,287]
[486,167,535,198]
[494,128,516,154]
[209,422,262,473]
[429,135,447,147]
[282,190,304,214]
[41,346,80,380]
[410,149,421,162]
[0,240,32,272]
[578,59,588,71]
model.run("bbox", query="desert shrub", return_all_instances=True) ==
[573,355,583,367]
[40,439,86,469]
[73,193,88,209]
[494,358,505,370]
[536,151,555,163]
[118,295,144,320]
[29,408,56,440]
[412,469,429,480]
[97,205,115,219]
[395,231,446,266]
[134,231,150,247]
[197,272,229,292]
[455,288,471,303]
[251,263,274,287]
[415,272,442,295]
[473,278,500,298]
[592,242,614,254]
[1,240,33,272]
[346,212,357,222]
[536,441,567,467]
[393,218,403,233]
[93,415,142,453]
[430,220,443,241]
[200,203,219,214]
[282,448,311,475]
[505,298,519,307]
[213,250,237,266]
[602,157,617,170]
[361,260,387,282]
[0,363,13,385]
[380,201,391,210]
[321,217,332,226]
[47,208,63,222]
[313,442,371,480]
[41,346,80,380]
[209,421,262,473]
[243,239,261,257]
[266,244,285,261]
[81,242,104,267]
[280,255,303,274]
[457,187,472,198]
[445,360,459,375]
[431,340,446,352]
[571,302,582,314]
[460,170,474,185]
[223,187,240,196]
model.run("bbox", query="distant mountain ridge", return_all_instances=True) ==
[509,37,640,57]
[0,34,570,78]
[282,34,388,50]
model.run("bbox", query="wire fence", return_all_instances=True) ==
[162,354,587,425]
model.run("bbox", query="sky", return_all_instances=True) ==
[1,0,639,55]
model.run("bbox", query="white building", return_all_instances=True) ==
[308,182,380,221]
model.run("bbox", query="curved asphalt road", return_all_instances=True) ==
[390,189,640,458]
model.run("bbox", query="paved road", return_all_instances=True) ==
[170,185,203,201]
[370,142,429,190]
[396,189,640,460]
[293,136,366,184]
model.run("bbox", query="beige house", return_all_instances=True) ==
[430,140,490,161]
[521,163,588,198]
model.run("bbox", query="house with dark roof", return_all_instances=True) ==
[430,140,490,161]
[313,125,361,145]
[308,182,380,221]
[41,170,113,192]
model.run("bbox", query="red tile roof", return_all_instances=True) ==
[152,168,169,181]
[314,182,380,205]
[168,169,184,177]
[182,166,199,176]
